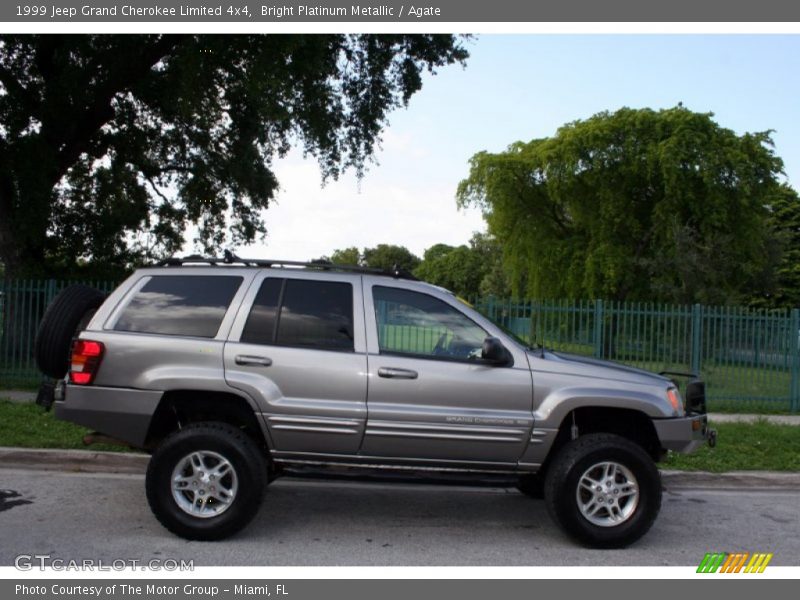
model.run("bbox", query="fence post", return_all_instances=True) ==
[790,308,800,413]
[593,299,603,358]
[45,278,57,307]
[690,303,703,375]
[528,299,537,346]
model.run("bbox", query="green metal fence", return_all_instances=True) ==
[1,279,798,412]
[0,279,118,388]
[472,297,800,413]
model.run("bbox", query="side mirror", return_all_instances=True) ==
[481,337,509,366]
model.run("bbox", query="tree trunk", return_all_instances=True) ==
[0,178,21,278]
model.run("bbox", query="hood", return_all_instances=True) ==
[528,349,671,387]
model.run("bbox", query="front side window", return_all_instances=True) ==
[114,275,243,338]
[373,286,487,360]
[241,278,354,351]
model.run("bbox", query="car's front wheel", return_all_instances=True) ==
[145,422,267,540]
[544,433,662,548]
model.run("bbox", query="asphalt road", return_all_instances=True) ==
[0,468,798,566]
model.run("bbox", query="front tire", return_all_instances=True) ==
[517,473,545,499]
[544,433,661,548]
[146,422,267,540]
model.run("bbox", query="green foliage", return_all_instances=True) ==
[362,244,421,272]
[0,34,468,276]
[320,243,421,273]
[322,235,511,298]
[329,247,361,266]
[457,106,785,304]
[750,184,800,308]
[413,232,511,297]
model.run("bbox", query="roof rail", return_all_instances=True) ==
[153,251,419,281]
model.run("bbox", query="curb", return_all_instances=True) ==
[660,469,800,490]
[0,447,149,474]
[1,391,37,403]
[1,447,799,489]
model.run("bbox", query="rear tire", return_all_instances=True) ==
[146,422,267,540]
[544,433,661,548]
[34,284,105,378]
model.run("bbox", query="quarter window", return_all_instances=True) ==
[241,278,354,351]
[373,286,487,360]
[114,275,242,338]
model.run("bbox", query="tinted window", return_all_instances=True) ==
[114,275,242,338]
[240,278,354,351]
[373,286,486,360]
[240,278,283,345]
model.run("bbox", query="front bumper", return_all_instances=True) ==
[652,412,715,454]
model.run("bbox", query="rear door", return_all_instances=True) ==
[224,271,367,455]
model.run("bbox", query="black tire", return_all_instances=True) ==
[516,473,545,499]
[146,422,267,541]
[544,433,662,548]
[34,284,106,379]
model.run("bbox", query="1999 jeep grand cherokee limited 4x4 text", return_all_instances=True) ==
[34,255,714,548]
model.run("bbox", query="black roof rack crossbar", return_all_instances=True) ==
[154,252,419,281]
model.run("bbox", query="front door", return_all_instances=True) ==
[361,281,534,465]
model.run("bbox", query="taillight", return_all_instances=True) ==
[69,339,104,385]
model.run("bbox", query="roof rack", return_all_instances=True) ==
[153,251,419,281]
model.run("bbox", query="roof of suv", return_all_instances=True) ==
[150,252,419,281]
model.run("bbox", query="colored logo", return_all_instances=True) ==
[697,552,773,573]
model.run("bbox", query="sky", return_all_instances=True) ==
[231,34,800,262]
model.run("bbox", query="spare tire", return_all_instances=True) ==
[34,284,106,379]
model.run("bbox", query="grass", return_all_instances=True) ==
[0,399,797,472]
[0,399,134,452]
[661,420,800,472]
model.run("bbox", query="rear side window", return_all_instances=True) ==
[114,275,242,338]
[241,278,354,351]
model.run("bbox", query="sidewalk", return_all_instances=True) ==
[705,413,800,425]
[2,390,37,403]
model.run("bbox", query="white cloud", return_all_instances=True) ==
[237,148,486,261]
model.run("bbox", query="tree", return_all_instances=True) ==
[413,233,510,297]
[750,184,800,308]
[328,247,361,266]
[361,244,420,273]
[457,106,784,305]
[0,34,468,276]
[320,243,420,273]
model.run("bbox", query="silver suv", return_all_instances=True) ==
[36,256,713,548]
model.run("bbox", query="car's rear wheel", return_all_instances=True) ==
[146,422,266,540]
[544,433,661,548]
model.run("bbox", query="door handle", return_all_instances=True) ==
[377,367,418,379]
[235,355,273,367]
